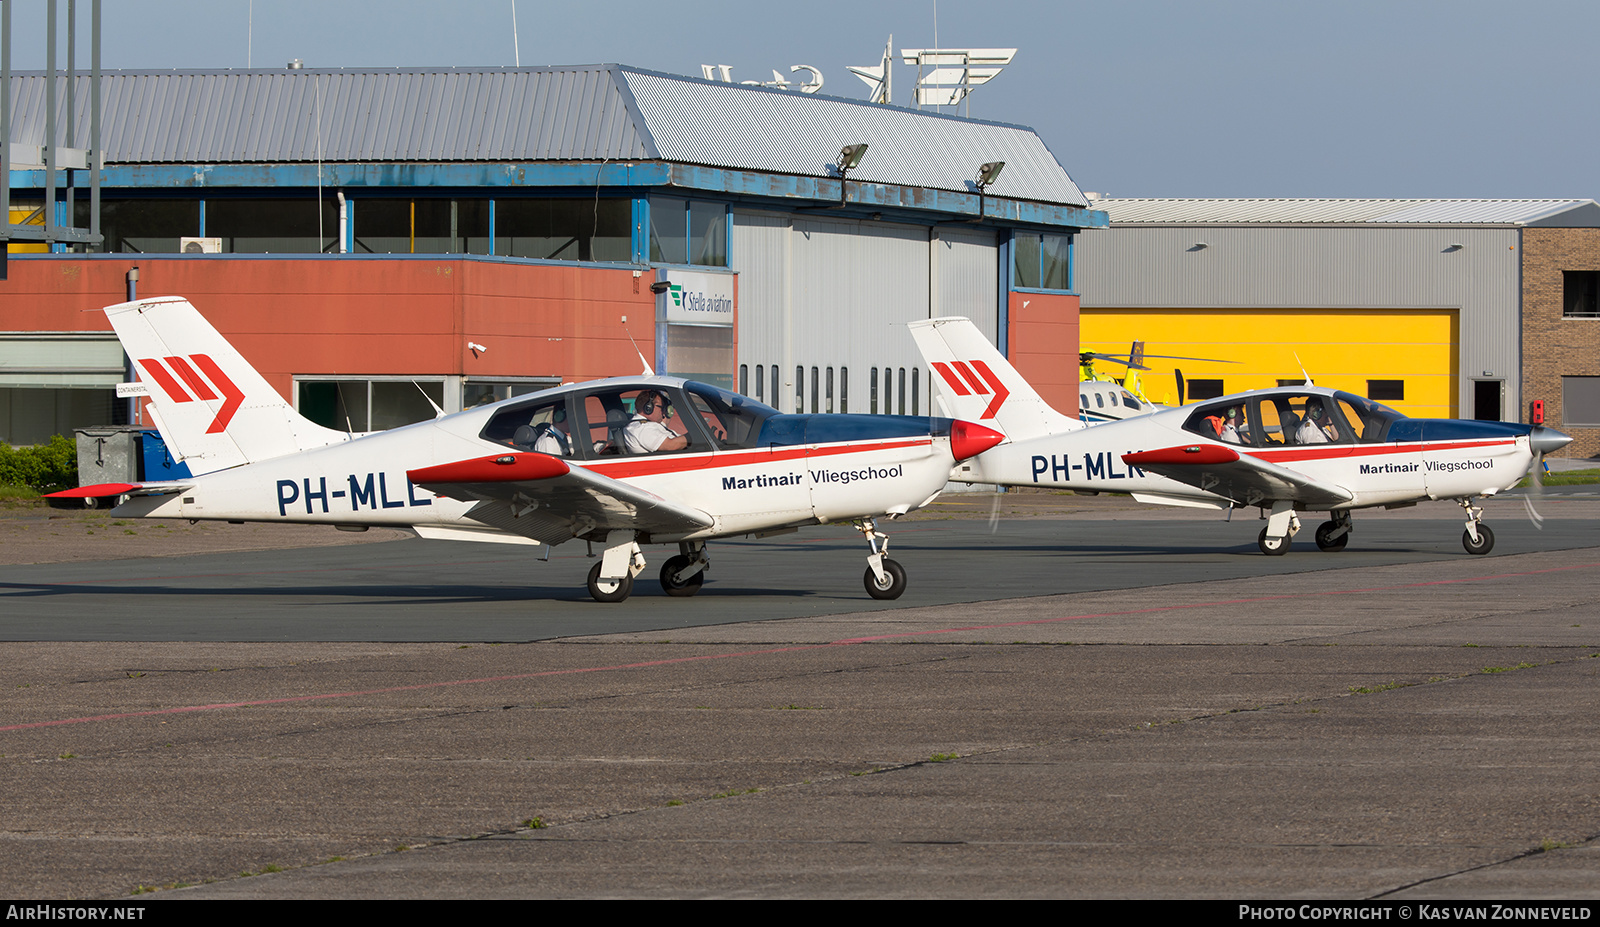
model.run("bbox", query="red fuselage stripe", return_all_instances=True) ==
[583,438,933,479]
[1253,438,1518,464]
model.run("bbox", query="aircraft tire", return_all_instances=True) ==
[1462,524,1494,555]
[1315,521,1349,552]
[864,558,907,600]
[1257,527,1290,556]
[659,555,704,597]
[587,562,634,603]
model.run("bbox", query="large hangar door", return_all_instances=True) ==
[733,211,940,414]
[931,227,999,346]
[1081,308,1459,418]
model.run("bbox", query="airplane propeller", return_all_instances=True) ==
[1521,426,1574,529]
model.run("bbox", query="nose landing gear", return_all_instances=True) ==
[857,517,907,599]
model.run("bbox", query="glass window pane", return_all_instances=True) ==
[209,197,337,253]
[1041,234,1071,290]
[75,198,200,253]
[494,198,629,261]
[371,381,444,431]
[1013,233,1041,288]
[690,201,727,266]
[649,198,688,265]
[299,381,369,432]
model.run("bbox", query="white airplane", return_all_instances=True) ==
[48,297,1005,602]
[911,317,1573,556]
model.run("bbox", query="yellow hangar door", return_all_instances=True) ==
[1081,308,1459,419]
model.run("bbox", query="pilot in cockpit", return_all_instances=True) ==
[623,389,689,454]
[1297,399,1339,444]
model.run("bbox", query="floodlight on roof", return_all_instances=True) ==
[976,161,1005,190]
[839,143,869,173]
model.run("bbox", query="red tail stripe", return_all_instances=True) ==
[932,362,972,397]
[950,361,989,395]
[970,360,1010,419]
[188,354,246,434]
[136,358,194,404]
[163,355,218,401]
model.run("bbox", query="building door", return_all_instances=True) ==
[1472,379,1503,422]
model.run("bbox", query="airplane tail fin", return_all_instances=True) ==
[107,296,347,474]
[908,316,1083,441]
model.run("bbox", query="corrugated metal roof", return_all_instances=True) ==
[6,65,1085,206]
[6,67,652,163]
[619,70,1084,205]
[1096,197,1599,225]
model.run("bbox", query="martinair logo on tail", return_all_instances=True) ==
[135,354,245,433]
[931,360,1010,419]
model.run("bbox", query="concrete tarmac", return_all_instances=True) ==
[1,498,1598,898]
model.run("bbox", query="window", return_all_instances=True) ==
[297,378,445,432]
[1564,271,1600,319]
[840,367,849,413]
[871,367,879,414]
[1563,376,1600,426]
[811,366,819,414]
[352,198,492,255]
[462,379,558,409]
[649,198,728,267]
[1188,379,1225,401]
[495,198,628,261]
[753,365,764,402]
[795,366,804,413]
[911,368,920,415]
[73,198,200,253]
[208,197,340,253]
[825,367,834,413]
[1013,232,1072,290]
[1368,380,1405,402]
[898,368,907,415]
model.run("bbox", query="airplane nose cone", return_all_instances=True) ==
[1530,425,1574,456]
[950,420,1006,462]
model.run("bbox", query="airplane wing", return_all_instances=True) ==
[408,452,715,546]
[1122,445,1353,508]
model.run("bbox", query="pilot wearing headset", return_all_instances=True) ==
[623,389,689,453]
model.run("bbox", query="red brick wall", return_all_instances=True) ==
[1520,230,1600,459]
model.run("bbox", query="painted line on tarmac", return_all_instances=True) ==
[5,559,1595,734]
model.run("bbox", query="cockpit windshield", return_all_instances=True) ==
[682,382,781,450]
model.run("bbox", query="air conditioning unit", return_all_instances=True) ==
[180,237,222,253]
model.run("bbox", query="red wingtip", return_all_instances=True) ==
[950,420,1006,462]
[408,452,571,485]
[43,483,143,499]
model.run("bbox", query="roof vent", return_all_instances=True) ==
[287,59,303,69]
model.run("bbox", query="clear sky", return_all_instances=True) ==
[7,0,1598,199]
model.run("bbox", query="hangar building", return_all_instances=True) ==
[1077,197,1600,457]
[1,65,1103,446]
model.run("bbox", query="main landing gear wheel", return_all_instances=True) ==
[587,562,634,603]
[1462,524,1495,555]
[659,555,704,597]
[864,558,907,600]
[1315,520,1349,552]
[1258,527,1290,556]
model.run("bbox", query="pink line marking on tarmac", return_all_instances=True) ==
[6,560,1595,733]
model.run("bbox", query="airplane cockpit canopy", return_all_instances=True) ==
[481,380,784,458]
[1184,390,1405,447]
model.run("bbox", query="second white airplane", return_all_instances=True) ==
[911,317,1572,556]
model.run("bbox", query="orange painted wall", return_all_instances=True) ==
[1007,290,1080,415]
[2,256,659,400]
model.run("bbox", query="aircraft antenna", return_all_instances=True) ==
[412,380,446,418]
[625,326,655,376]
[1293,352,1314,386]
